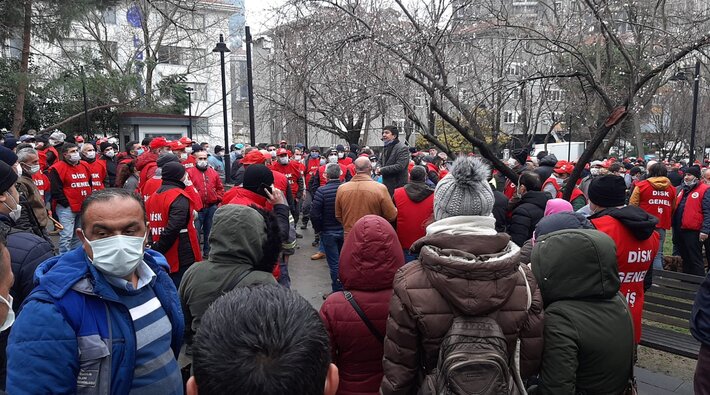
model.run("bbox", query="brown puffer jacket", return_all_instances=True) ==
[381,231,544,395]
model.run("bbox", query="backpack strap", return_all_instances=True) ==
[223,268,254,294]
[512,265,532,395]
[342,290,384,343]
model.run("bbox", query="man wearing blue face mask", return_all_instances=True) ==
[7,188,184,395]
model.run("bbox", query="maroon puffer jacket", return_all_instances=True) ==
[320,215,404,395]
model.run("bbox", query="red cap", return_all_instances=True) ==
[149,137,169,150]
[169,141,185,151]
[241,150,267,165]
[276,148,289,156]
[554,164,574,175]
[179,137,193,145]
[554,160,568,169]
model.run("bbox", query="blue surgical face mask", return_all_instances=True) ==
[310,152,320,159]
[136,148,144,156]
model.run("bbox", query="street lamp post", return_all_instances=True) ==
[213,34,231,181]
[185,87,194,140]
[245,26,256,146]
[80,66,90,136]
[690,60,701,163]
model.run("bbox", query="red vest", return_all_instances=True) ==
[504,179,517,200]
[318,164,347,186]
[32,172,50,198]
[338,156,353,166]
[51,161,92,212]
[84,160,107,191]
[637,180,675,230]
[393,187,434,249]
[182,156,196,169]
[271,161,303,196]
[592,215,659,344]
[272,170,289,195]
[38,149,48,171]
[146,188,202,273]
[677,183,709,231]
[542,177,587,204]
[305,158,321,185]
[141,178,162,202]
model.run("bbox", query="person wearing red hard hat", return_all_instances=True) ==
[137,137,171,188]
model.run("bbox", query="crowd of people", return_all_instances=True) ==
[2,124,710,394]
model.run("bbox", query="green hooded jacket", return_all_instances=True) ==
[179,205,277,337]
[531,229,634,395]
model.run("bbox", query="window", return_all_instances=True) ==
[103,7,117,24]
[414,96,423,107]
[157,46,191,65]
[506,62,524,76]
[504,111,519,124]
[548,89,563,102]
[392,119,405,130]
[191,14,205,30]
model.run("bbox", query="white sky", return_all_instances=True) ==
[243,0,285,34]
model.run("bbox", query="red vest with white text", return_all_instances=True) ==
[146,188,202,273]
[85,160,107,191]
[591,215,659,343]
[677,183,709,231]
[637,180,675,230]
[32,172,50,198]
[305,158,321,185]
[51,160,92,212]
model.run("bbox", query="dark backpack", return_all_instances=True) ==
[419,266,531,395]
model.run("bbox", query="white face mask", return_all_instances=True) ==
[197,159,208,169]
[0,294,15,332]
[28,164,40,175]
[85,151,96,160]
[294,154,302,161]
[185,147,193,154]
[328,155,338,164]
[337,152,344,159]
[590,168,600,176]
[69,152,81,163]
[2,192,21,222]
[320,158,326,166]
[85,233,146,278]
[104,150,116,158]
[14,164,21,177]
[278,157,289,165]
[179,153,188,161]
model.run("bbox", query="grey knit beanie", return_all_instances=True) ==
[433,157,495,220]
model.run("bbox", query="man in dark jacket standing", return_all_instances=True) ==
[7,189,184,394]
[672,165,710,275]
[311,163,344,293]
[378,125,410,196]
[146,162,202,288]
[0,161,54,390]
[508,172,550,246]
[98,142,118,187]
[534,153,557,181]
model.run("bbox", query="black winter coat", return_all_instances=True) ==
[508,191,550,246]
[310,180,343,232]
[492,190,508,233]
[100,156,117,187]
[380,140,410,196]
[534,154,558,182]
[0,214,55,390]
[152,181,196,269]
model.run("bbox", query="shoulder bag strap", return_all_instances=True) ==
[223,268,254,294]
[342,290,385,343]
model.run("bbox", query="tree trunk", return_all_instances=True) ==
[11,0,32,136]
[632,112,644,158]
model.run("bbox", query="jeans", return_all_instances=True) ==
[653,228,666,270]
[197,204,218,256]
[278,254,291,289]
[403,249,418,263]
[321,230,344,292]
[56,204,81,254]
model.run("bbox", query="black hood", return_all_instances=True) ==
[404,182,434,203]
[591,206,658,240]
[539,154,558,167]
[521,190,550,209]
